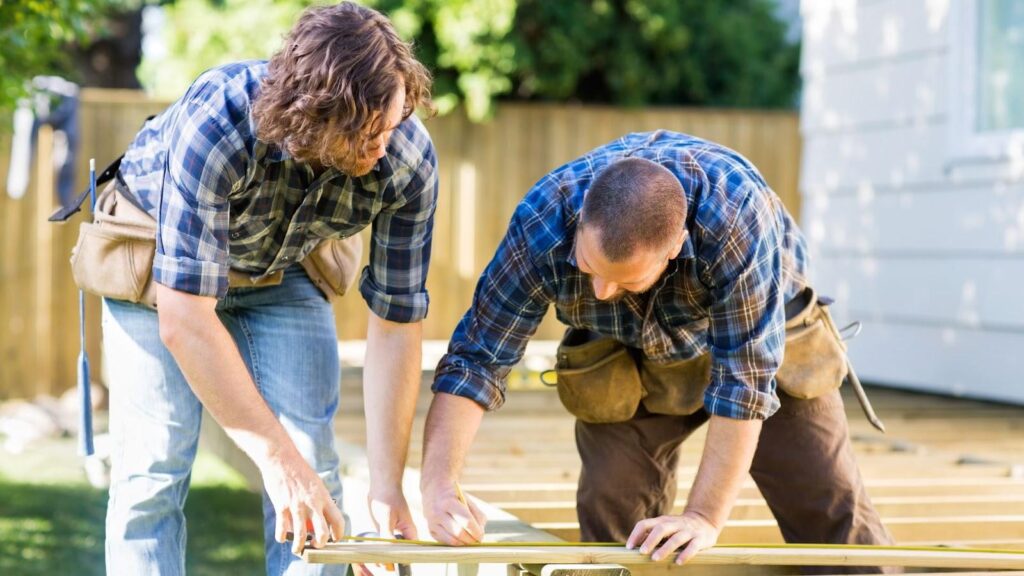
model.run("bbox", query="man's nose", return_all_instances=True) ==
[592,277,618,301]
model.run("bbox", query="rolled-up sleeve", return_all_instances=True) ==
[359,142,438,323]
[433,211,553,410]
[153,100,246,298]
[702,186,786,420]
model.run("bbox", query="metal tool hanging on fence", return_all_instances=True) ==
[76,158,98,456]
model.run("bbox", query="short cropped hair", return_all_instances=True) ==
[580,157,686,262]
[252,2,433,169]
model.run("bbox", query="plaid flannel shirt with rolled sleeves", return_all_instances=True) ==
[433,131,809,419]
[117,60,438,323]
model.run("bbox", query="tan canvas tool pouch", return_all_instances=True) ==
[638,353,711,416]
[540,329,644,424]
[540,286,850,423]
[70,181,159,307]
[300,233,363,298]
[775,286,850,399]
[52,157,362,306]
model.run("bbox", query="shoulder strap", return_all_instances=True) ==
[49,114,157,223]
[48,155,123,222]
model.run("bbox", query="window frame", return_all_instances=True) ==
[947,0,1024,162]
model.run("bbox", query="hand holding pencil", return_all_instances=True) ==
[422,481,488,546]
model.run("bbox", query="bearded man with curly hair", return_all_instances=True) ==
[102,3,437,574]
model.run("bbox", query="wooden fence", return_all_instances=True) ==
[0,89,800,399]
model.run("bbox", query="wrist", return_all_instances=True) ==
[254,436,301,475]
[682,507,725,533]
[368,482,406,501]
[419,471,456,497]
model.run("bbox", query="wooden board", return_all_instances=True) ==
[305,543,1024,570]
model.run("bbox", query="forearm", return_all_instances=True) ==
[363,315,423,489]
[157,286,296,470]
[685,415,762,529]
[421,392,484,493]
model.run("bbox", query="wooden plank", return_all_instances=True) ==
[34,125,55,396]
[455,463,1015,484]
[0,136,16,398]
[305,542,1024,570]
[460,477,1024,503]
[499,495,1024,524]
[553,563,790,576]
[537,515,1024,546]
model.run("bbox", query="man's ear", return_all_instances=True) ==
[669,230,687,260]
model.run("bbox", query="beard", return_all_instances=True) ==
[595,288,630,303]
[332,152,379,177]
[340,156,378,177]
[322,143,380,177]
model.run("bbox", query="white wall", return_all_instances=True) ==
[799,0,1024,403]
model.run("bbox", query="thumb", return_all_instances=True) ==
[368,498,390,534]
[394,508,420,540]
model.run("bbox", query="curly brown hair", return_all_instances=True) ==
[253,2,433,172]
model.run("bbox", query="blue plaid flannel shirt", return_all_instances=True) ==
[433,131,809,419]
[118,60,438,323]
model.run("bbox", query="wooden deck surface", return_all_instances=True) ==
[332,372,1024,573]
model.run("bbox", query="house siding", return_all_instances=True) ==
[799,0,1024,403]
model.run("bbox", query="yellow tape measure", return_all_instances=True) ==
[336,535,1024,556]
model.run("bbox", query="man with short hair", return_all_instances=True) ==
[420,131,896,573]
[102,3,436,574]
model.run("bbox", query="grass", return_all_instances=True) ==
[0,436,266,575]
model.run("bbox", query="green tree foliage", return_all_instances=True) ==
[140,0,799,120]
[509,0,800,108]
[137,0,317,99]
[0,0,130,113]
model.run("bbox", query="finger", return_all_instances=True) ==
[640,522,670,555]
[427,523,448,545]
[448,507,484,544]
[291,509,308,556]
[433,518,477,546]
[626,519,655,550]
[276,508,292,544]
[367,497,385,534]
[325,501,346,543]
[429,522,459,546]
[396,516,419,541]
[651,531,692,562]
[458,512,485,543]
[354,563,374,576]
[466,497,488,531]
[311,509,331,549]
[675,535,710,566]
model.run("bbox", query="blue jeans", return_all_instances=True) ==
[102,266,347,575]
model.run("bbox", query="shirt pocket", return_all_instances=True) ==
[229,217,278,254]
[308,219,358,240]
[646,312,709,360]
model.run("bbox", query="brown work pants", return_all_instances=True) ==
[575,390,899,574]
